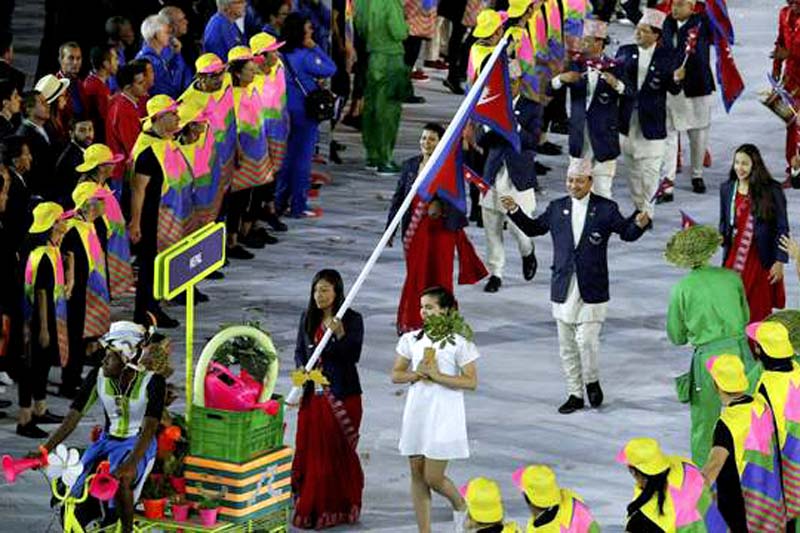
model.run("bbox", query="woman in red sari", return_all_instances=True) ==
[719,144,789,325]
[387,122,488,335]
[291,269,364,529]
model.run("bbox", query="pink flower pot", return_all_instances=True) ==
[199,508,219,526]
[171,503,190,522]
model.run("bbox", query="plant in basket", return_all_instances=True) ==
[197,494,223,526]
[140,473,170,519]
[212,320,277,384]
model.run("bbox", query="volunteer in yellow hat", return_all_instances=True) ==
[704,354,784,531]
[29,201,69,236]
[512,464,599,532]
[250,32,285,71]
[141,94,181,132]
[473,9,507,40]
[75,144,125,185]
[462,477,520,532]
[616,438,721,531]
[507,0,534,19]
[751,320,800,522]
[193,53,227,94]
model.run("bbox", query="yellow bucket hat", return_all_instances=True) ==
[75,144,124,173]
[746,321,794,359]
[513,465,560,508]
[615,438,671,476]
[228,45,254,63]
[462,477,504,523]
[195,53,225,74]
[707,354,749,393]
[473,9,507,39]
[29,202,65,234]
[142,95,179,131]
[72,181,100,209]
[250,32,285,54]
[508,0,533,18]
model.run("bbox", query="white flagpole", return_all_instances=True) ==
[286,36,510,405]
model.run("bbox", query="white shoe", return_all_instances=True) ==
[453,509,467,533]
[0,372,12,386]
[0,385,6,394]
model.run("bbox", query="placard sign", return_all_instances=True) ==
[154,222,226,300]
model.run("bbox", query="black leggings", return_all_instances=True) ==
[226,189,252,237]
[18,341,53,408]
[447,23,469,82]
[404,36,425,68]
[133,230,157,324]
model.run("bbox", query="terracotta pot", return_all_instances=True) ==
[199,507,219,526]
[142,498,167,519]
[171,503,190,522]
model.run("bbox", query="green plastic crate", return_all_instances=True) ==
[190,395,285,463]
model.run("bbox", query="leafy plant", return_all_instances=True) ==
[141,474,169,500]
[423,310,474,348]
[197,495,222,510]
[211,321,277,382]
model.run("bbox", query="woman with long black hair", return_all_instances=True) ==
[719,144,790,324]
[291,269,364,529]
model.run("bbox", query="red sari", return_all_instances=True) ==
[292,327,364,529]
[724,192,785,323]
[396,196,488,334]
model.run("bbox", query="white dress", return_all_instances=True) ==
[396,331,480,460]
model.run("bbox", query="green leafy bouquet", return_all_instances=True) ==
[211,320,277,382]
[423,310,474,348]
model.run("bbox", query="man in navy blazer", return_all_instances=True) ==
[550,19,628,200]
[616,8,684,219]
[478,77,539,293]
[659,0,715,200]
[501,158,651,414]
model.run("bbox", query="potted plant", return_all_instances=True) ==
[197,495,222,526]
[140,474,168,519]
[210,320,279,400]
[170,492,190,523]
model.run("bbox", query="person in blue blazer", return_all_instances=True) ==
[275,13,337,218]
[659,0,715,200]
[719,144,789,324]
[616,8,684,219]
[500,158,651,414]
[478,77,539,293]
[550,19,628,200]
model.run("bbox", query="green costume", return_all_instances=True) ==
[666,265,759,466]
[356,0,410,168]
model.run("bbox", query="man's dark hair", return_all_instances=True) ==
[281,13,310,52]
[423,122,445,138]
[105,16,131,40]
[2,135,28,164]
[255,0,287,20]
[0,78,15,104]
[0,32,11,57]
[21,90,40,116]
[90,45,115,71]
[117,61,147,89]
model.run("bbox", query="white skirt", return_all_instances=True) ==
[667,92,713,132]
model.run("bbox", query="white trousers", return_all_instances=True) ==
[662,122,710,186]
[624,153,662,217]
[482,207,534,279]
[556,319,603,397]
[570,155,617,199]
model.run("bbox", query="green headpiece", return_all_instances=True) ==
[664,225,722,268]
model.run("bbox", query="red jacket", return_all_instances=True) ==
[105,92,141,182]
[82,72,110,142]
[776,5,800,92]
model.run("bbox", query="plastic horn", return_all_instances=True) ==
[2,447,49,484]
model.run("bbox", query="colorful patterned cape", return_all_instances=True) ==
[526,489,600,532]
[92,184,133,299]
[67,218,111,338]
[506,25,540,101]
[404,0,438,38]
[260,61,289,173]
[231,75,273,192]
[24,246,69,366]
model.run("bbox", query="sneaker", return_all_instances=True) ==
[549,121,569,135]
[152,307,180,329]
[377,162,401,175]
[443,78,465,95]
[404,94,426,104]
[227,245,255,260]
[265,214,288,232]
[691,178,707,194]
[365,162,379,172]
[558,395,585,414]
[239,231,267,249]
[32,410,64,424]
[587,381,604,408]
[0,372,13,386]
[484,275,502,293]
[424,59,449,70]
[410,69,429,81]
[16,422,48,439]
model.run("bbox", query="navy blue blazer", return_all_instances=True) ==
[508,194,646,303]
[718,180,790,269]
[386,155,468,239]
[294,308,364,399]
[479,96,541,191]
[661,12,715,98]
[615,44,682,140]
[555,58,627,162]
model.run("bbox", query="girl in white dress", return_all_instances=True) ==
[391,286,480,533]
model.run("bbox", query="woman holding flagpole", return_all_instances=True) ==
[291,269,365,529]
[391,286,478,533]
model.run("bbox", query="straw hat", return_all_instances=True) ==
[250,32,285,54]
[195,53,225,75]
[75,144,124,173]
[473,9,507,39]
[228,46,254,63]
[34,74,70,104]
[746,321,794,359]
[142,95,179,131]
[616,438,671,476]
[707,354,749,393]
[508,0,533,18]
[29,202,65,233]
[664,225,722,269]
[513,465,560,508]
[463,477,504,523]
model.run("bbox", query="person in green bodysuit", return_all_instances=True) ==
[355,0,410,175]
[665,224,759,466]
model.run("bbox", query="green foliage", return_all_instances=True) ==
[423,310,474,348]
[211,321,277,382]
[141,475,169,500]
[197,495,222,510]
